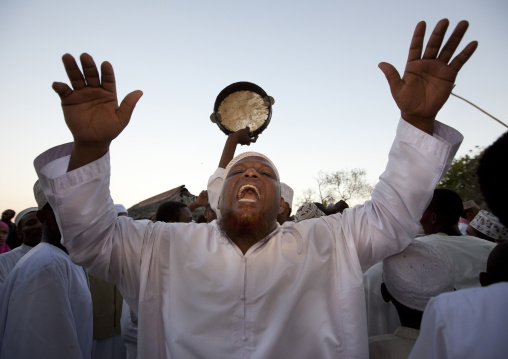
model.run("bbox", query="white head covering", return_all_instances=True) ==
[114,204,128,215]
[463,200,479,211]
[280,183,294,209]
[33,180,48,210]
[383,241,454,312]
[14,207,39,227]
[224,152,279,180]
[294,203,325,222]
[470,210,508,240]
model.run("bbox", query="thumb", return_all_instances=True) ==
[117,90,143,126]
[52,82,73,100]
[378,62,402,91]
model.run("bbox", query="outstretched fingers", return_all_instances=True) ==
[117,90,143,127]
[80,53,101,87]
[407,21,426,63]
[62,54,86,90]
[449,41,478,72]
[437,20,469,63]
[422,19,450,60]
[100,61,117,93]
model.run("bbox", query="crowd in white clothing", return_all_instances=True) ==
[1,17,508,359]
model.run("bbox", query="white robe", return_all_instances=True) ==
[409,283,508,359]
[0,243,93,359]
[364,233,495,336]
[369,326,419,359]
[34,119,461,359]
[121,300,139,359]
[0,243,33,285]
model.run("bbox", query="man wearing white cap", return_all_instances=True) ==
[408,130,508,359]
[35,19,475,358]
[364,189,495,337]
[0,181,92,358]
[369,242,454,359]
[467,209,508,243]
[0,200,41,285]
[458,200,480,234]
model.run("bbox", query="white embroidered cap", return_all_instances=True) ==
[294,203,325,222]
[383,241,454,312]
[280,183,294,209]
[463,200,479,210]
[470,210,508,241]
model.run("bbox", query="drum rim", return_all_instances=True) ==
[213,81,272,136]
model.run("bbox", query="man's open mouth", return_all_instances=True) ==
[237,184,260,202]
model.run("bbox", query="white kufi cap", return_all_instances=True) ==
[294,203,325,222]
[224,152,279,180]
[470,210,508,241]
[280,182,294,209]
[114,204,128,215]
[383,241,454,311]
[14,207,39,227]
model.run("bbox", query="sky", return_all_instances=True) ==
[1,0,507,218]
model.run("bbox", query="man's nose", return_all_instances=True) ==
[243,168,259,178]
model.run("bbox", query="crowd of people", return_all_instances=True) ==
[0,18,507,359]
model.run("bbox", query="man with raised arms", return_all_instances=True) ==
[35,19,476,358]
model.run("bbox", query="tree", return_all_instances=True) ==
[438,147,485,208]
[295,168,374,210]
[323,169,374,203]
[315,171,335,206]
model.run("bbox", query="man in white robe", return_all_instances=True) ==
[368,242,454,359]
[0,206,41,285]
[364,189,495,336]
[36,19,476,358]
[409,131,508,359]
[0,183,92,359]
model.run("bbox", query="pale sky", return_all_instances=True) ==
[1,0,507,218]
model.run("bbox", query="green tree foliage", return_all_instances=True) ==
[438,147,485,208]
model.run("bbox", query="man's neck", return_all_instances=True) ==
[433,224,462,237]
[41,238,68,254]
[219,212,277,254]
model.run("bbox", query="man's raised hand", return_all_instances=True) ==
[379,19,478,135]
[52,53,143,171]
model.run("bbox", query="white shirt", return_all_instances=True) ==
[35,119,461,359]
[409,283,508,359]
[364,233,495,336]
[0,243,33,285]
[0,243,93,359]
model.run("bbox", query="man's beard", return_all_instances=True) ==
[218,209,274,245]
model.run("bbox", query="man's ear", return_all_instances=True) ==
[278,198,285,215]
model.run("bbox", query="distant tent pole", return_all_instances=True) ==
[451,91,508,129]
